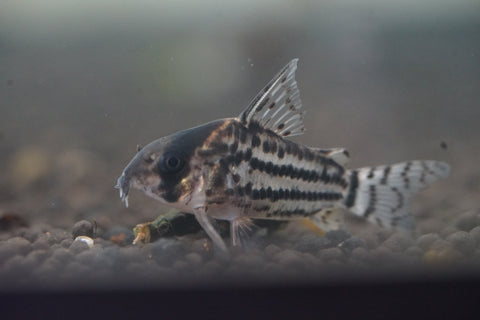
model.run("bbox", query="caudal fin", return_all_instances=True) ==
[343,161,450,230]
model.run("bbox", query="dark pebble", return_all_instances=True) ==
[50,247,72,263]
[64,261,89,276]
[26,250,48,264]
[148,238,186,266]
[446,231,475,255]
[440,226,459,237]
[264,244,282,257]
[102,246,143,266]
[184,252,203,266]
[72,220,94,238]
[33,257,63,279]
[382,233,413,253]
[69,240,90,254]
[202,260,223,275]
[75,247,103,264]
[32,237,49,251]
[416,233,440,250]
[33,231,59,246]
[0,243,14,262]
[431,239,451,251]
[6,237,31,256]
[294,234,331,252]
[455,210,480,232]
[0,212,28,231]
[4,255,35,275]
[339,237,367,252]
[404,246,423,258]
[319,247,345,262]
[273,249,305,269]
[232,252,264,271]
[18,228,40,243]
[173,260,189,271]
[351,247,370,262]
[47,228,71,243]
[325,229,350,245]
[61,238,73,248]
[370,247,395,265]
[189,239,214,260]
[470,226,480,246]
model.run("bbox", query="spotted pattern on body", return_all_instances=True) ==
[116,59,450,251]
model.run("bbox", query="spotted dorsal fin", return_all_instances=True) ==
[239,59,305,137]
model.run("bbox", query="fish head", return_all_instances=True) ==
[116,135,178,207]
[115,119,226,209]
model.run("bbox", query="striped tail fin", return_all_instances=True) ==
[343,160,450,229]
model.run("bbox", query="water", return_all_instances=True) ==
[1,0,480,292]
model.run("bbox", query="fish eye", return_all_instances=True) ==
[159,151,185,173]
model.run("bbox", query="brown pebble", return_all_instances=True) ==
[110,233,126,245]
[0,212,28,231]
[423,247,463,266]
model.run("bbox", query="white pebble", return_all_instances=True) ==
[74,236,94,248]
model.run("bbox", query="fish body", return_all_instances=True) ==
[116,59,450,251]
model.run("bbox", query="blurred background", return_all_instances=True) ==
[1,0,479,233]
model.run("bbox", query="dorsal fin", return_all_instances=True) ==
[238,59,305,137]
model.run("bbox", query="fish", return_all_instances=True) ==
[116,59,450,252]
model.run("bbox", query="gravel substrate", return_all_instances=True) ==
[1,209,480,291]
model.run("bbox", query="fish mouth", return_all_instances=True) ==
[115,173,130,207]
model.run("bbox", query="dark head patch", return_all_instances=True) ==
[154,119,225,202]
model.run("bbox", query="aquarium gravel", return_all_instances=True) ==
[1,208,480,290]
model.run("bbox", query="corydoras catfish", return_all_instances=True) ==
[116,59,450,251]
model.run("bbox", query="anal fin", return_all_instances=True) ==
[308,208,345,232]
